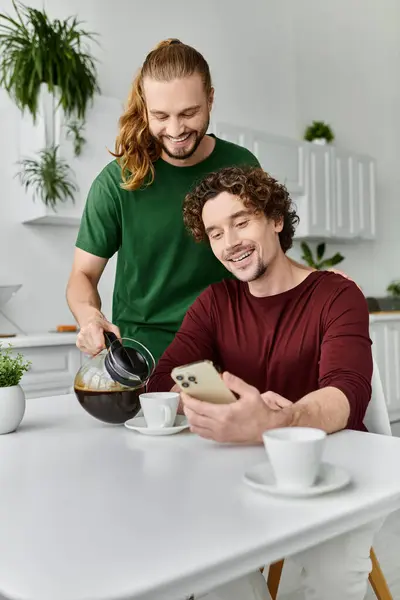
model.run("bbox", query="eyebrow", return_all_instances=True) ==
[205,210,251,235]
[149,105,201,117]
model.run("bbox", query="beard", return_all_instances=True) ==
[152,116,210,161]
[234,256,267,282]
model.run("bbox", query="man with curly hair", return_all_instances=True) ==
[147,165,383,600]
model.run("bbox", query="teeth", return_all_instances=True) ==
[168,133,190,142]
[232,251,252,262]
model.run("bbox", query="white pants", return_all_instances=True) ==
[190,518,384,600]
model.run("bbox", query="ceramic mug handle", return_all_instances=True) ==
[160,405,172,428]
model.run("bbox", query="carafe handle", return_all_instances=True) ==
[104,331,121,349]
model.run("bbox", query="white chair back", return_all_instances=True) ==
[363,357,392,436]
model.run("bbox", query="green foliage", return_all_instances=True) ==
[16,145,78,210]
[301,242,344,270]
[387,280,400,297]
[0,0,100,122]
[304,121,335,143]
[66,119,86,157]
[0,344,31,387]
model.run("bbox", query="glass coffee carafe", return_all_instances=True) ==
[74,332,155,424]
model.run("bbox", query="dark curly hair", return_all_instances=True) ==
[183,165,299,253]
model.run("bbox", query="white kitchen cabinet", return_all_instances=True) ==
[354,154,376,240]
[370,315,400,423]
[213,122,305,196]
[3,333,83,399]
[296,143,334,239]
[211,121,376,242]
[331,149,356,239]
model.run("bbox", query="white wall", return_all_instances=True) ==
[0,0,397,334]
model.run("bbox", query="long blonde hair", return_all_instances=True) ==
[112,39,212,191]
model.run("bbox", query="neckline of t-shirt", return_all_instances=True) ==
[242,270,323,304]
[157,134,221,171]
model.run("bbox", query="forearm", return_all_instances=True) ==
[283,387,350,433]
[66,271,103,327]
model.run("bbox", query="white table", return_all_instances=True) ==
[1,395,400,600]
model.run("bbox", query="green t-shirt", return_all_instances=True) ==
[75,135,260,361]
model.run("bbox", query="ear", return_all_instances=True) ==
[274,216,284,233]
[208,87,215,111]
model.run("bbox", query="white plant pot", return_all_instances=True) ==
[0,385,26,434]
[312,138,328,145]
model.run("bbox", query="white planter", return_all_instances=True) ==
[312,138,328,145]
[0,385,26,434]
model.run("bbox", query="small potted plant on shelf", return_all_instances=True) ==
[301,242,344,270]
[16,145,78,211]
[304,121,335,145]
[0,344,31,434]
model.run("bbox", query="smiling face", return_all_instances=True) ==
[202,191,284,282]
[143,73,213,161]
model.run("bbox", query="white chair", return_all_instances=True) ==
[363,357,392,436]
[265,357,394,600]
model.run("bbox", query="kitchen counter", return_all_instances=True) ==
[0,332,78,348]
[369,312,400,323]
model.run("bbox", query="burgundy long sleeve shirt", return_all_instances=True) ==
[148,271,373,431]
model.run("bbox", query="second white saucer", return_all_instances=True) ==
[124,414,190,436]
[244,461,351,498]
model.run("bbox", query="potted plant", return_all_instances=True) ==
[0,1,100,150]
[304,121,335,145]
[16,145,78,211]
[0,344,31,434]
[301,242,344,270]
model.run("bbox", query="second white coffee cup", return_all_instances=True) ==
[139,392,179,429]
[262,427,327,490]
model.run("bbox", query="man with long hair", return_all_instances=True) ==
[66,39,261,362]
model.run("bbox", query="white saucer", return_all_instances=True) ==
[124,415,190,436]
[244,461,351,498]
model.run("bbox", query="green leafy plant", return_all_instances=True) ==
[387,280,400,297]
[0,0,100,122]
[301,242,344,270]
[0,344,31,387]
[66,119,86,157]
[304,121,335,143]
[16,145,78,210]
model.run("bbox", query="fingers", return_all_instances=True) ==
[180,392,223,419]
[261,391,292,410]
[77,317,120,356]
[222,371,259,399]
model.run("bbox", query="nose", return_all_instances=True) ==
[224,228,241,251]
[166,117,184,138]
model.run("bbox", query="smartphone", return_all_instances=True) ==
[171,360,236,404]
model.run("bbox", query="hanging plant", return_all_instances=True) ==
[304,121,335,144]
[0,0,100,154]
[301,242,344,270]
[16,146,78,211]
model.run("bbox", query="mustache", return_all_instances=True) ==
[223,245,254,261]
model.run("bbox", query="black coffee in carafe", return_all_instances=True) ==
[74,385,144,425]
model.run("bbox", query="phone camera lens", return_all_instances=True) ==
[182,382,189,388]
[176,375,184,381]
[188,376,197,383]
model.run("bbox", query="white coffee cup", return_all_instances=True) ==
[139,392,179,429]
[262,427,327,490]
